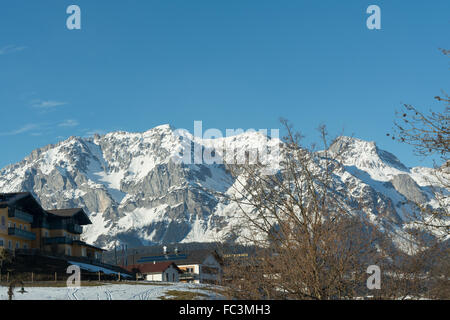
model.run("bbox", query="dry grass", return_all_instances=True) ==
[160,290,209,300]
[115,280,173,286]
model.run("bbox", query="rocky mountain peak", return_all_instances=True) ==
[0,125,445,249]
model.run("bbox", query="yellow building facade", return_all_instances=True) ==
[0,193,104,260]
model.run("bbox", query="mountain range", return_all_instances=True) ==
[0,124,443,250]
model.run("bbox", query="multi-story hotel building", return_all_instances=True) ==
[0,192,104,260]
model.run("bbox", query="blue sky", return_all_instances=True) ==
[0,0,448,169]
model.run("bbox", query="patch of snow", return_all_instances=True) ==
[68,261,131,277]
[0,283,222,300]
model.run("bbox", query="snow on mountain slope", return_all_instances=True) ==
[0,126,446,250]
[329,136,408,181]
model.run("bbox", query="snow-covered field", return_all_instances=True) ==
[0,282,223,300]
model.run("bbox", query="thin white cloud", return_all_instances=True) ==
[31,99,68,109]
[0,119,80,137]
[0,45,26,55]
[0,124,38,136]
[84,129,107,137]
[58,119,79,127]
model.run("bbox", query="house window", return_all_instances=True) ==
[8,240,12,249]
[19,224,22,230]
[8,222,11,228]
[15,241,20,249]
[1,216,5,226]
[0,238,4,247]
[67,247,72,256]
[23,225,27,231]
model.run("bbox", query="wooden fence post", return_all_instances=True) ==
[118,272,121,281]
[31,272,34,283]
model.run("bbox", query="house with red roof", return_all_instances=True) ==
[126,261,182,282]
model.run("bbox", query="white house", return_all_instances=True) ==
[128,262,181,282]
[127,247,223,284]
[177,251,223,284]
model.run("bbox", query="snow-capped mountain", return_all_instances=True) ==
[0,125,444,250]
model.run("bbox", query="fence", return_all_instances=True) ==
[0,270,125,284]
[1,251,133,285]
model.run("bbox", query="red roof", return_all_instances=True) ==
[125,262,182,274]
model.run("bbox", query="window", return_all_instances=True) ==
[15,241,20,249]
[8,240,12,249]
[1,216,5,226]
[67,247,71,256]
[0,238,4,247]
[23,225,27,231]
[8,222,11,228]
[19,224,22,230]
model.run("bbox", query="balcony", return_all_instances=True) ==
[67,223,83,234]
[40,221,50,229]
[8,209,34,223]
[43,236,73,245]
[72,240,87,246]
[48,222,64,230]
[44,222,82,234]
[8,227,36,240]
[179,272,197,280]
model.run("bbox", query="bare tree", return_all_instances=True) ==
[221,120,449,300]
[391,48,449,235]
[220,121,391,299]
[392,100,449,160]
